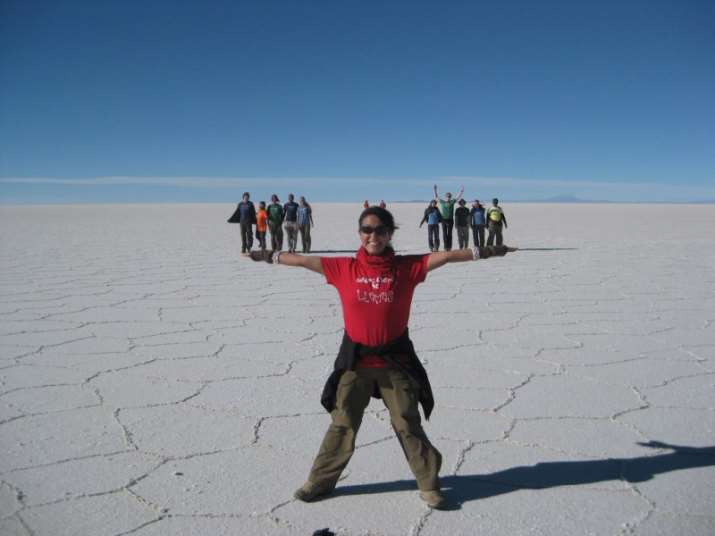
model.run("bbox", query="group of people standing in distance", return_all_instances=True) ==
[230,188,506,257]
[228,192,314,254]
[420,184,508,252]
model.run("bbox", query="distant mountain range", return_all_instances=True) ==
[525,195,715,204]
[396,195,715,204]
[529,195,611,203]
[397,195,607,203]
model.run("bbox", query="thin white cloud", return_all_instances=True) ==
[1,175,714,202]
[0,176,399,188]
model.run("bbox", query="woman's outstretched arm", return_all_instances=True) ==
[426,245,517,272]
[248,251,324,274]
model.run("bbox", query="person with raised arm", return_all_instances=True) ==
[433,183,464,251]
[249,206,517,509]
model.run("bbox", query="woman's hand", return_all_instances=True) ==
[249,250,274,263]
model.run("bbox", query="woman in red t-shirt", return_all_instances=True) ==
[250,206,516,509]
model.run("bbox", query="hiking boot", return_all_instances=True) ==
[293,481,334,502]
[419,490,448,509]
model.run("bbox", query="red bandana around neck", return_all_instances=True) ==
[356,246,396,273]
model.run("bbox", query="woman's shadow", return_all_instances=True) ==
[331,441,715,508]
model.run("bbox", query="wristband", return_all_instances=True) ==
[272,251,282,264]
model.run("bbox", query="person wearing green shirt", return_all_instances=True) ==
[433,184,464,251]
[267,194,285,251]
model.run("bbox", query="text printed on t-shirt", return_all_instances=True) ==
[355,275,394,304]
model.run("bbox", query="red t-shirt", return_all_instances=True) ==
[321,250,429,367]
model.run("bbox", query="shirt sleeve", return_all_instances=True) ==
[320,257,350,287]
[401,254,430,285]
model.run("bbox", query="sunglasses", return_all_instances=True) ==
[359,225,389,236]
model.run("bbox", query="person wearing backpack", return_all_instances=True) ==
[486,198,508,246]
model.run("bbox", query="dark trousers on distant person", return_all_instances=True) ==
[299,224,312,253]
[441,219,454,251]
[269,222,283,251]
[427,224,440,251]
[487,222,503,246]
[256,231,267,251]
[456,225,469,249]
[471,224,485,248]
[285,222,299,253]
[240,223,254,253]
[307,368,442,492]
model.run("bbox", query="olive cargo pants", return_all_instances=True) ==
[487,222,503,246]
[307,368,442,491]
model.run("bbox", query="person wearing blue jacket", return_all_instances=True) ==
[419,200,443,252]
[470,199,486,248]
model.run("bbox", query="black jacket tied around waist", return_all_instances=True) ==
[320,329,435,420]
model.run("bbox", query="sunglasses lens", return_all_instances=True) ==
[360,225,388,236]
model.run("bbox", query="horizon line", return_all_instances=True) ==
[2,175,715,205]
[2,199,715,206]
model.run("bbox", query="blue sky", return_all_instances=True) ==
[1,0,713,203]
